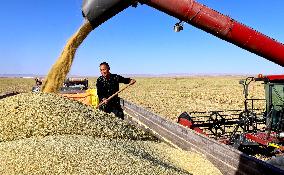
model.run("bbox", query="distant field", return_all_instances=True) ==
[0,78,34,94]
[0,76,265,121]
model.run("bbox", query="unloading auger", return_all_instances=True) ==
[82,0,284,66]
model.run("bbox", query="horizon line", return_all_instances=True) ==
[0,73,268,78]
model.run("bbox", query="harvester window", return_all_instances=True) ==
[271,85,284,111]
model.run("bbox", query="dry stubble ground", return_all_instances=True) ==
[1,76,265,121]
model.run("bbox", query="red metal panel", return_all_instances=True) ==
[178,118,193,128]
[244,132,284,151]
[245,133,271,146]
[143,0,284,66]
[266,75,284,81]
[178,118,207,135]
[192,126,206,135]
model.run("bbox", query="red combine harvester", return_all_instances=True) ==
[178,74,284,156]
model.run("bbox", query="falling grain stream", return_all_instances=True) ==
[42,20,93,93]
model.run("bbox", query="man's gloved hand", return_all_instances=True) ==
[102,98,109,104]
[98,98,108,111]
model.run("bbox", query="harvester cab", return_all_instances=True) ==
[256,75,284,134]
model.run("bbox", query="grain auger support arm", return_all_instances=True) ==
[82,0,284,67]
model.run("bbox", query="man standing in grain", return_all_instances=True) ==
[96,62,136,120]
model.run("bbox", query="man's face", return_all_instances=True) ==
[100,64,110,77]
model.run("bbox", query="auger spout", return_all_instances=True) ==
[82,0,135,28]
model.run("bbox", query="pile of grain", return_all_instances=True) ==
[0,93,221,174]
[0,135,220,174]
[0,93,155,142]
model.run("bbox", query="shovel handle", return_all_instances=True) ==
[96,83,133,109]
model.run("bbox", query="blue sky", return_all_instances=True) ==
[0,0,283,76]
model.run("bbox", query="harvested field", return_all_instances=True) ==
[0,78,34,94]
[1,76,265,121]
[119,76,265,120]
[0,92,221,175]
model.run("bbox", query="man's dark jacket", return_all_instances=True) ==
[96,74,131,106]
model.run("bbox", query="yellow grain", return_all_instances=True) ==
[42,20,93,93]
